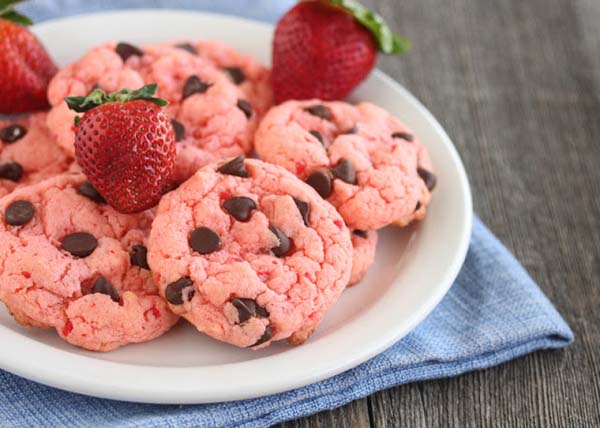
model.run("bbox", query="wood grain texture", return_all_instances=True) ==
[278,0,600,426]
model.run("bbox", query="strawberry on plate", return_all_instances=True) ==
[0,0,57,114]
[272,0,410,103]
[66,84,176,214]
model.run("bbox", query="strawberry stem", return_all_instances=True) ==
[65,84,168,113]
[0,0,33,26]
[325,0,410,54]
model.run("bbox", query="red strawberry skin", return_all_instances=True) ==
[272,1,377,103]
[74,100,176,213]
[0,19,57,114]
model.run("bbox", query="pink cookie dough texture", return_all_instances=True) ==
[148,158,352,349]
[46,40,272,183]
[349,230,378,286]
[0,112,71,198]
[255,100,436,231]
[0,174,178,352]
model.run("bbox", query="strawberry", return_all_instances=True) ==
[272,0,410,103]
[66,84,176,213]
[0,0,57,114]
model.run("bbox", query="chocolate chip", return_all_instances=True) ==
[130,245,149,270]
[270,225,291,257]
[61,232,98,258]
[353,229,368,239]
[343,124,358,135]
[0,125,26,143]
[175,42,197,54]
[189,227,221,254]
[250,324,272,347]
[231,298,269,323]
[217,156,249,178]
[417,167,437,191]
[171,118,185,142]
[92,277,120,303]
[237,99,253,119]
[391,131,414,142]
[182,75,212,99]
[306,170,332,199]
[5,200,34,226]
[309,130,324,145]
[304,105,331,121]
[223,196,257,222]
[77,181,106,204]
[331,159,356,184]
[115,42,143,62]
[165,277,195,305]
[415,201,422,211]
[0,162,23,182]
[224,66,245,84]
[293,198,310,227]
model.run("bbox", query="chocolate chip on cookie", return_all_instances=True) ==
[293,198,311,226]
[306,170,332,198]
[270,225,291,257]
[175,43,197,54]
[0,162,23,182]
[182,75,212,99]
[224,66,245,84]
[130,245,150,270]
[92,276,120,303]
[189,227,221,254]
[170,118,185,142]
[165,277,195,305]
[417,167,437,191]
[391,131,414,142]
[0,124,27,143]
[217,156,249,178]
[223,196,257,222]
[236,99,253,118]
[61,232,98,258]
[77,181,106,204]
[231,298,269,323]
[5,200,34,226]
[304,104,331,120]
[115,42,143,61]
[331,159,356,185]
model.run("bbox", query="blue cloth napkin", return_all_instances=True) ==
[1,2,573,427]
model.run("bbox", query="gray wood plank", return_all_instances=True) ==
[282,0,600,426]
[276,398,371,428]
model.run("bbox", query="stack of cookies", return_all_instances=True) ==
[0,40,435,351]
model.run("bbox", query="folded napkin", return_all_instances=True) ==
[1,2,573,427]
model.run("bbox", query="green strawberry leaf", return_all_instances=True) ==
[327,0,410,54]
[65,84,168,113]
[0,1,33,26]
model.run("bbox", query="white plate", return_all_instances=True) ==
[0,10,472,404]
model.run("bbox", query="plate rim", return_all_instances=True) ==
[0,9,473,404]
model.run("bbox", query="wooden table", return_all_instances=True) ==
[280,0,600,426]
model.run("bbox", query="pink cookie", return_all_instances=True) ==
[148,157,352,348]
[0,112,71,198]
[46,41,273,184]
[349,230,378,286]
[255,100,437,230]
[0,174,178,352]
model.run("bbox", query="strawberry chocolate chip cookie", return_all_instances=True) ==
[255,100,436,230]
[0,173,178,351]
[147,157,352,348]
[0,112,71,198]
[46,40,272,183]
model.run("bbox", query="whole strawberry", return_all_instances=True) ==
[66,84,176,213]
[0,0,57,114]
[272,0,410,103]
